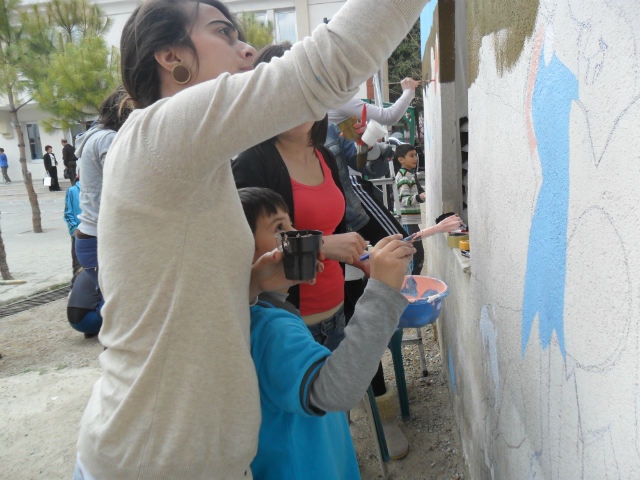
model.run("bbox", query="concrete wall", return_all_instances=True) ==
[421,0,640,478]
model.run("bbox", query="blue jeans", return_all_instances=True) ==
[307,306,346,352]
[74,236,99,288]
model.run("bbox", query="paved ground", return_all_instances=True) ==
[0,179,76,304]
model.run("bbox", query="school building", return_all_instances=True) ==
[420,0,640,478]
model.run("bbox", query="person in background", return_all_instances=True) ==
[43,145,62,192]
[238,187,414,480]
[61,138,77,186]
[234,43,369,354]
[0,148,10,183]
[64,175,82,284]
[394,143,425,274]
[74,86,131,289]
[328,77,419,127]
[67,269,103,339]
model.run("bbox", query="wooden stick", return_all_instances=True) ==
[388,79,433,85]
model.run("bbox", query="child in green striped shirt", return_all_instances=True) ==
[394,144,424,274]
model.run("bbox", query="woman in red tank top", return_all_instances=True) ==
[233,44,369,351]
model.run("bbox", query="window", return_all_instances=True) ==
[26,123,43,160]
[70,122,94,144]
[253,11,267,25]
[275,10,296,43]
[459,116,468,215]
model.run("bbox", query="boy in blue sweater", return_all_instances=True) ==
[238,187,415,480]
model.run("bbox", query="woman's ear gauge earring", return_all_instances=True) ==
[171,64,191,84]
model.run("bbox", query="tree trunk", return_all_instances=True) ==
[0,211,13,280]
[7,86,43,233]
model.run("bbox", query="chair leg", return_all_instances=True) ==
[389,328,410,421]
[363,386,390,478]
[416,327,428,377]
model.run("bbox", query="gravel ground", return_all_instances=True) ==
[350,325,469,480]
[0,299,468,480]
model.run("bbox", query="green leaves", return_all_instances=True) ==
[0,0,118,131]
[238,12,274,52]
[388,20,423,118]
[35,35,119,133]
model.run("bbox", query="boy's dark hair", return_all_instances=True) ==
[0,148,4,152]
[254,42,328,147]
[394,143,416,162]
[61,139,68,144]
[393,143,416,172]
[238,187,290,234]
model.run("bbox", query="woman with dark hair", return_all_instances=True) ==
[75,0,430,478]
[234,42,368,352]
[43,145,62,191]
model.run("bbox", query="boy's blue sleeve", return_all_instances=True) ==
[63,190,76,231]
[251,307,331,417]
[63,187,81,234]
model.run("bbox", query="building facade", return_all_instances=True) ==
[0,0,352,182]
[420,0,640,478]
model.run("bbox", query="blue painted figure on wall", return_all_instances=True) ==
[522,47,579,359]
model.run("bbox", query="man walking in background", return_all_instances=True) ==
[0,148,11,183]
[61,139,77,186]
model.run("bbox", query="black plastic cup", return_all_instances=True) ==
[275,230,323,281]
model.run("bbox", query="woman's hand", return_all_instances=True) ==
[249,248,325,300]
[437,215,463,233]
[322,233,368,264]
[419,192,426,201]
[400,78,419,92]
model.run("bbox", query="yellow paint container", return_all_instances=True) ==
[447,233,469,248]
[459,239,470,250]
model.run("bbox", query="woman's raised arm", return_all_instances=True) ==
[139,0,428,176]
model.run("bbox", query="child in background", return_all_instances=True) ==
[238,187,415,480]
[63,177,82,285]
[394,144,425,275]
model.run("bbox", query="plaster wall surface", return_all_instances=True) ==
[421,0,640,478]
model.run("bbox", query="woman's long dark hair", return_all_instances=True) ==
[254,42,328,147]
[120,0,243,109]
